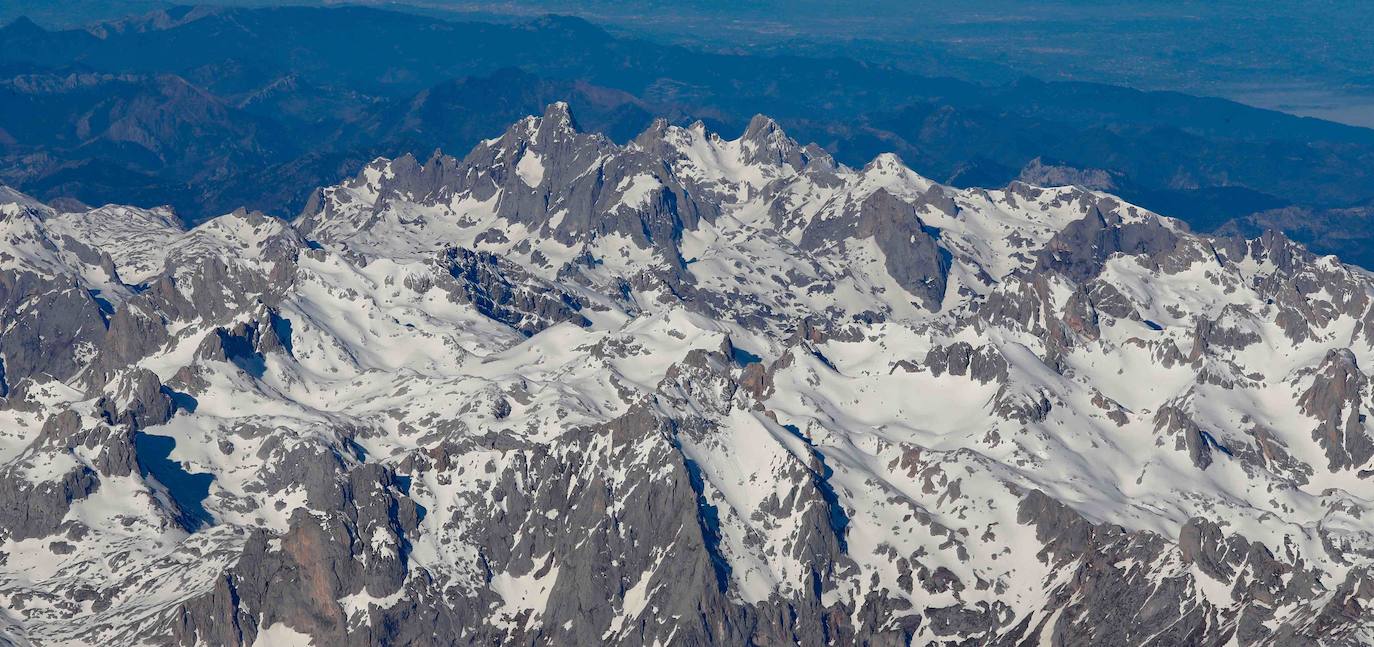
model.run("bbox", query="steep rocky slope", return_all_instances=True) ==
[0,105,1372,646]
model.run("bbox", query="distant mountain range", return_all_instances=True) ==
[1,5,1373,267]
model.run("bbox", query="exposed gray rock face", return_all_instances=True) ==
[87,304,172,387]
[1299,348,1374,471]
[0,427,99,541]
[95,368,175,429]
[1006,493,1358,647]
[923,342,1009,384]
[430,246,590,336]
[0,270,108,385]
[1011,490,1219,645]
[1037,204,1181,281]
[1155,404,1219,469]
[0,108,1372,645]
[207,464,424,645]
[854,189,951,310]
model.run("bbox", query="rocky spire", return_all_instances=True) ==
[738,114,805,169]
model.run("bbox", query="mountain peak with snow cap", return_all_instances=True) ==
[539,100,579,134]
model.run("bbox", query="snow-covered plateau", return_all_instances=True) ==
[0,103,1371,645]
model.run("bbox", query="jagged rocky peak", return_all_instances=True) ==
[627,115,673,151]
[738,114,802,167]
[0,104,1373,646]
[497,101,594,151]
[538,99,577,132]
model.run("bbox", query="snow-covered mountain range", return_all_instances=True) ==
[0,103,1372,646]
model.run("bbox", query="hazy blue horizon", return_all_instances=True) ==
[5,0,1374,128]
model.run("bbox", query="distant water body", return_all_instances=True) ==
[1227,84,1374,130]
